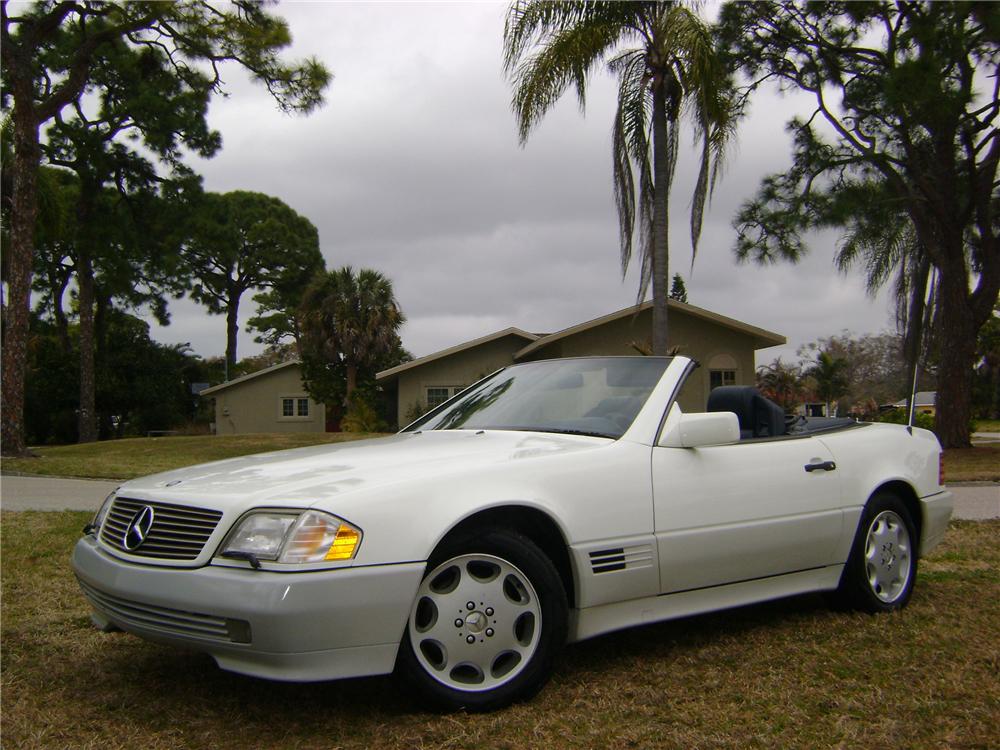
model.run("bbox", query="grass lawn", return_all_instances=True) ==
[0,433,389,481]
[2,512,998,749]
[943,445,1000,482]
[974,418,1000,433]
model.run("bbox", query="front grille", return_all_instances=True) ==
[100,497,223,560]
[78,578,250,643]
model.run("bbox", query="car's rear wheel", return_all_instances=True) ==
[832,492,918,613]
[397,529,567,711]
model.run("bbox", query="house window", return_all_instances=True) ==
[710,370,736,390]
[426,387,451,409]
[279,395,312,420]
[426,386,465,409]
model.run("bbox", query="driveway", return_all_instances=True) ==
[947,482,1000,520]
[1,474,996,519]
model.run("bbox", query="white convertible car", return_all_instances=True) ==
[73,356,952,711]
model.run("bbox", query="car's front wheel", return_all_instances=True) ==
[833,491,918,613]
[396,529,567,711]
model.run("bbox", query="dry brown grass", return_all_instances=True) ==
[2,513,998,749]
[943,446,1000,482]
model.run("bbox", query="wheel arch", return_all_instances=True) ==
[868,479,923,553]
[431,505,577,608]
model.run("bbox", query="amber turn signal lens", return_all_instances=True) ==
[325,526,361,561]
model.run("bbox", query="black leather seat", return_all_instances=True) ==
[706,386,786,439]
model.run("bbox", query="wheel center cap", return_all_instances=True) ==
[881,543,895,568]
[465,611,487,633]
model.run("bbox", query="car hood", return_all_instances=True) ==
[114,430,610,511]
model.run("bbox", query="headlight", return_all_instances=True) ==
[220,510,362,564]
[87,491,117,535]
[222,512,298,559]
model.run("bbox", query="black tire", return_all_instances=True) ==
[831,491,918,613]
[396,529,568,712]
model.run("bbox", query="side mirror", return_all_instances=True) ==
[659,411,740,448]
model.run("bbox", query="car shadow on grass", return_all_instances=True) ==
[558,591,834,672]
[72,591,836,722]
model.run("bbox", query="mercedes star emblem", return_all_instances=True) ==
[123,506,155,550]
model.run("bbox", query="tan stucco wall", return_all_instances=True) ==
[521,307,759,413]
[395,335,529,426]
[208,365,326,435]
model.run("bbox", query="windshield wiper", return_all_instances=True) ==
[514,427,618,439]
[427,426,618,439]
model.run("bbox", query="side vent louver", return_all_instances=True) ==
[590,548,626,573]
[589,544,654,574]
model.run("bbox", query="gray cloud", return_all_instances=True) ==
[149,2,896,369]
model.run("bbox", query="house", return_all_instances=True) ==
[891,391,937,417]
[200,360,327,435]
[200,299,784,434]
[377,299,785,427]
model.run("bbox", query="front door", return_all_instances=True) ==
[652,436,843,594]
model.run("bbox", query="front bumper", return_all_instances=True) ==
[919,489,953,556]
[72,536,424,682]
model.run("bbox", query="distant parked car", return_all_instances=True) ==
[73,356,952,711]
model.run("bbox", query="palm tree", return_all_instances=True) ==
[503,0,734,355]
[298,267,405,403]
[805,352,850,418]
[756,358,804,413]
[834,182,938,420]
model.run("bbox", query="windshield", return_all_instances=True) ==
[405,357,671,439]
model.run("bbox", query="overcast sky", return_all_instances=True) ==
[147,1,897,366]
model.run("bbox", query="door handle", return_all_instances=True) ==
[804,460,837,473]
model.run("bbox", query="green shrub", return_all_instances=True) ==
[876,407,935,431]
[877,407,976,439]
[341,397,386,433]
[403,400,427,425]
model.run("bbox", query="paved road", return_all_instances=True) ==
[1,475,120,511]
[1,474,996,519]
[948,482,1000,520]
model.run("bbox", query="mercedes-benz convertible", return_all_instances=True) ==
[73,356,952,711]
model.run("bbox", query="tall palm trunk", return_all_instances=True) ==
[76,249,98,443]
[225,291,240,377]
[935,262,977,448]
[95,293,112,439]
[1,93,38,456]
[75,180,100,443]
[345,362,358,404]
[650,77,670,356]
[50,269,73,354]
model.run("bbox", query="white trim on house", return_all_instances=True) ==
[277,393,314,422]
